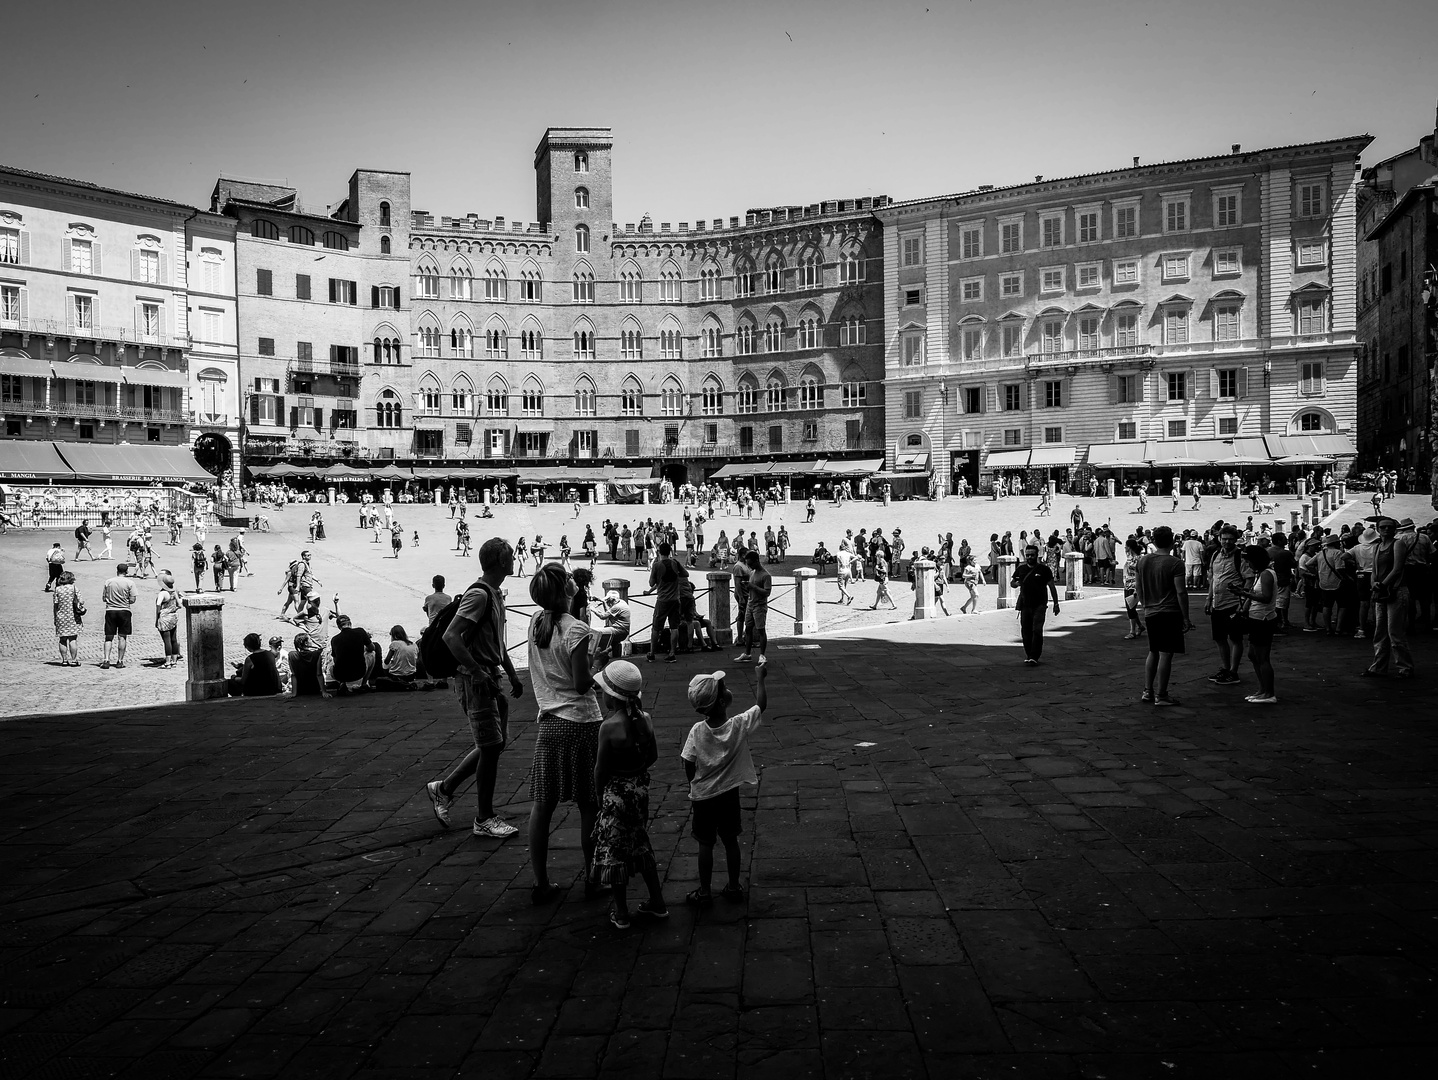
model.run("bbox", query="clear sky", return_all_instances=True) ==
[2,0,1433,223]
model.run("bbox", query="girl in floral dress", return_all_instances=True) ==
[591,660,667,928]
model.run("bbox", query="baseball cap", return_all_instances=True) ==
[687,670,727,711]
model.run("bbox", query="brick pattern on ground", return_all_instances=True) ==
[0,598,1435,1077]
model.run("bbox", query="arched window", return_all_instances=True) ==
[572,266,594,303]
[486,377,508,416]
[766,375,786,412]
[839,310,866,346]
[621,376,644,417]
[737,375,760,415]
[373,334,399,364]
[416,319,441,358]
[451,375,473,415]
[485,320,507,359]
[520,319,543,358]
[322,231,349,251]
[574,376,596,417]
[701,317,723,359]
[735,315,757,356]
[734,259,756,298]
[575,187,589,209]
[838,249,864,285]
[288,225,315,246]
[379,201,391,227]
[520,265,542,302]
[660,376,684,416]
[619,263,641,303]
[450,318,474,358]
[419,375,442,415]
[764,313,785,353]
[906,433,924,448]
[575,224,590,254]
[573,320,595,359]
[798,369,822,411]
[1299,411,1325,432]
[620,319,643,360]
[699,264,721,300]
[574,151,589,173]
[798,252,821,289]
[764,255,783,294]
[796,308,820,350]
[659,319,682,360]
[380,235,391,254]
[415,261,440,299]
[701,376,723,416]
[376,389,402,428]
[521,377,544,416]
[450,263,474,301]
[251,219,280,241]
[659,262,682,303]
[483,262,506,302]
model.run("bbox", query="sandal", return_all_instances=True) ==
[531,882,560,905]
[635,900,669,919]
[720,884,746,901]
[609,906,631,930]
[684,888,714,908]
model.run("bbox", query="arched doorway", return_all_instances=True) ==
[193,432,232,477]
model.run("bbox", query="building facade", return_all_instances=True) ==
[876,137,1371,493]
[1,167,230,466]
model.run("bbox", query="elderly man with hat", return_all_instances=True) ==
[1362,516,1413,678]
[1204,523,1250,686]
[1315,531,1357,636]
[1395,517,1432,631]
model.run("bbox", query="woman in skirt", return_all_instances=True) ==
[526,562,603,905]
[591,660,667,928]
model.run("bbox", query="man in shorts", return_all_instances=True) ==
[1182,530,1205,589]
[1135,526,1191,706]
[735,549,771,663]
[1205,524,1249,686]
[427,538,524,839]
[101,562,137,670]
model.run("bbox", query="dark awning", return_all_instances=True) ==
[55,443,215,483]
[0,441,74,480]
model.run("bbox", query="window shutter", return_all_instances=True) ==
[393,285,402,308]
[1238,367,1248,399]
[134,302,142,336]
[1188,368,1196,401]
[987,385,998,412]
[62,238,70,270]
[1209,369,1220,398]
[371,285,379,309]
[17,229,29,265]
[1108,375,1120,405]
[1063,377,1073,409]
[92,296,101,332]
[1023,383,1031,411]
[92,242,102,276]
[275,394,284,420]
[502,430,510,456]
[160,253,169,284]
[328,278,336,303]
[18,286,28,324]
[131,250,141,281]
[250,395,260,424]
[314,408,323,431]
[289,405,298,428]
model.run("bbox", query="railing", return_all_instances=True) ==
[190,411,230,427]
[8,317,189,350]
[32,401,187,423]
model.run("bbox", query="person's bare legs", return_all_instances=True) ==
[528,801,556,886]
[697,841,715,896]
[721,835,742,891]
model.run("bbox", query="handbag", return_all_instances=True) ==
[72,593,86,624]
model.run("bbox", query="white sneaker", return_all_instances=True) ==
[734,653,754,663]
[473,816,518,838]
[757,655,768,666]
[425,780,452,828]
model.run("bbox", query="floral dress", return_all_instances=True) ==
[591,767,657,888]
[53,582,82,639]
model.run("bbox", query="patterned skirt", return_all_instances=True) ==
[529,717,600,806]
[591,771,656,887]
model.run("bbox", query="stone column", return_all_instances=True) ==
[1106,478,1116,498]
[1290,510,1302,532]
[1047,479,1057,498]
[1064,552,1085,600]
[792,567,818,634]
[707,571,733,647]
[641,488,649,504]
[911,559,936,620]
[482,488,491,504]
[1297,477,1307,498]
[996,555,1018,610]
[1336,482,1346,504]
[784,485,792,503]
[327,486,336,505]
[1301,503,1313,527]
[1310,494,1323,523]
[182,594,227,702]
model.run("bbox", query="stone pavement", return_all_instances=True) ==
[1,603,1436,1078]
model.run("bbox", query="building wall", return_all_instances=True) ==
[184,211,239,473]
[876,138,1370,490]
[1,170,194,449]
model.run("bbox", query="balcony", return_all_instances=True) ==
[29,401,187,424]
[190,411,231,429]
[5,317,189,351]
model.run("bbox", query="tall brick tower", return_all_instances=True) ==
[535,128,613,245]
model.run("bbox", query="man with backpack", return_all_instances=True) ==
[424,537,524,839]
[644,541,689,664]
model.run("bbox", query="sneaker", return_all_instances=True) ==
[1023,658,1038,666]
[1139,689,1155,704]
[757,655,768,666]
[734,653,754,663]
[1153,694,1179,707]
[1205,669,1229,682]
[473,816,518,838]
[426,780,452,828]
[1213,672,1242,685]
[1124,632,1139,640]
[1245,694,1279,704]
[1353,631,1366,640]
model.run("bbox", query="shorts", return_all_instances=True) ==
[103,610,133,640]
[455,668,509,750]
[1275,585,1292,610]
[1145,611,1186,655]
[1210,608,1245,644]
[1246,616,1278,645]
[690,787,742,845]
[744,602,768,635]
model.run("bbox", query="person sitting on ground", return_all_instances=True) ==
[383,624,419,682]
[286,633,328,697]
[268,635,291,691]
[329,614,378,693]
[680,577,717,652]
[229,632,284,697]
[595,590,631,661]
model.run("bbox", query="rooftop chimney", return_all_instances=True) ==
[1035,176,1043,182]
[1231,144,1241,153]
[1133,157,1140,167]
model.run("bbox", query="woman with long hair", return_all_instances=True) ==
[526,563,602,904]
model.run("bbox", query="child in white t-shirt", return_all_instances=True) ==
[680,662,769,906]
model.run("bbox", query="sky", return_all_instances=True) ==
[2,0,1434,224]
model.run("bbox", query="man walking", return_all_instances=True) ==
[645,542,689,664]
[1205,524,1248,686]
[1011,544,1060,665]
[1362,516,1413,678]
[44,542,66,591]
[427,538,524,838]
[735,549,771,663]
[75,520,95,560]
[1135,526,1190,706]
[101,562,137,670]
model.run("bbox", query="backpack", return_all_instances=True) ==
[419,580,497,679]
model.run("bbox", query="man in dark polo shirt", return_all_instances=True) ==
[1205,524,1249,686]
[100,563,137,670]
[1135,526,1191,707]
[1011,544,1060,665]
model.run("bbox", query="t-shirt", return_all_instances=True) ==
[330,626,374,682]
[423,590,452,624]
[527,613,601,724]
[1136,552,1185,615]
[1011,563,1054,610]
[288,649,324,696]
[682,705,763,801]
[1182,539,1204,566]
[834,550,855,577]
[1208,549,1248,611]
[47,548,66,565]
[1272,548,1296,587]
[385,640,418,677]
[648,556,688,604]
[101,576,136,611]
[454,582,506,670]
[239,651,283,696]
[601,601,631,637]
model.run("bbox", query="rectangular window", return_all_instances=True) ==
[1298,182,1324,218]
[1116,374,1138,403]
[1003,428,1022,446]
[1043,425,1062,444]
[1218,416,1238,435]
[296,341,313,365]
[960,225,982,260]
[999,272,1023,298]
[902,333,924,367]
[1217,368,1239,399]
[256,269,272,296]
[1162,253,1189,281]
[1114,205,1137,239]
[1040,215,1063,248]
[738,426,754,452]
[802,421,818,442]
[1113,259,1139,285]
[71,293,94,333]
[963,387,982,414]
[1167,419,1187,438]
[1165,309,1189,344]
[1041,267,1064,293]
[0,227,20,265]
[768,425,782,452]
[0,284,22,325]
[1214,305,1241,342]
[296,274,311,300]
[960,277,983,302]
[1004,384,1023,411]
[1078,316,1100,351]
[904,288,923,307]
[1167,371,1187,400]
[1296,239,1326,268]
[903,390,922,419]
[1115,312,1138,347]
[1164,198,1189,233]
[1215,192,1240,227]
[962,327,984,361]
[328,278,357,305]
[1043,380,1062,408]
[1297,298,1326,336]
[199,308,222,343]
[257,337,274,356]
[135,248,159,284]
[1077,210,1099,244]
[1214,248,1241,276]
[1001,323,1023,358]
[1118,420,1137,440]
[1300,361,1325,395]
[841,381,865,408]
[70,239,93,275]
[704,423,718,444]
[1076,263,1100,289]
[902,234,922,266]
[1000,219,1022,253]
[1041,320,1063,354]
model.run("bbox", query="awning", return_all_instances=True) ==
[1028,446,1076,467]
[767,460,826,476]
[0,441,74,480]
[52,361,122,384]
[374,464,414,480]
[0,355,55,379]
[820,457,885,477]
[608,466,660,484]
[1086,443,1148,468]
[984,449,1031,468]
[320,463,370,481]
[123,366,188,388]
[1150,438,1268,467]
[710,462,771,479]
[516,466,580,484]
[56,443,215,483]
[1265,433,1357,459]
[893,452,931,472]
[258,463,316,478]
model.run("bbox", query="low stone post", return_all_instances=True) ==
[1336,482,1346,504]
[327,486,336,506]
[707,571,733,647]
[883,490,891,507]
[1297,478,1308,498]
[784,485,792,503]
[911,559,936,620]
[641,488,649,504]
[996,555,1018,609]
[1106,478,1116,498]
[1064,552,1086,600]
[1047,479,1057,499]
[793,568,819,634]
[183,594,228,702]
[1290,510,1302,531]
[1310,494,1323,523]
[602,578,629,604]
[482,489,491,504]
[1301,503,1313,527]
